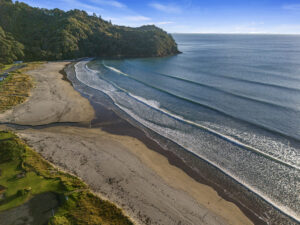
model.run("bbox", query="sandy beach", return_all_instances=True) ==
[0,62,94,125]
[1,62,254,225]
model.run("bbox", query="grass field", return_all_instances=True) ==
[0,64,13,72]
[0,62,43,113]
[0,130,133,225]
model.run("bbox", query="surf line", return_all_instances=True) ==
[101,63,300,171]
[115,101,300,224]
[75,60,300,223]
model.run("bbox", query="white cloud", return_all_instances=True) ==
[124,16,151,21]
[89,0,126,8]
[104,17,120,22]
[149,3,181,13]
[63,0,103,12]
[283,4,300,10]
[156,21,174,25]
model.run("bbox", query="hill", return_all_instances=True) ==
[0,0,179,64]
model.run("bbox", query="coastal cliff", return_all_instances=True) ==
[0,0,179,65]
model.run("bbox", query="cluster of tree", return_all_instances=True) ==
[0,0,179,64]
[0,26,24,65]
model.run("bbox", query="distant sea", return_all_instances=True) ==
[74,34,300,223]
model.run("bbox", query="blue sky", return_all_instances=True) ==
[15,0,300,34]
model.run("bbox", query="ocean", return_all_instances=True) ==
[73,34,300,223]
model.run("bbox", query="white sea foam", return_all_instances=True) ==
[101,62,300,170]
[74,60,300,223]
[104,65,125,75]
[115,102,300,223]
[78,61,300,171]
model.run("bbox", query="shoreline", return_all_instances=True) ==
[66,60,298,225]
[89,102,265,225]
[67,61,267,224]
[0,60,284,224]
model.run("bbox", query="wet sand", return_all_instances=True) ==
[16,125,253,225]
[0,61,256,224]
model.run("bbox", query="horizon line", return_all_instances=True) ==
[170,32,300,35]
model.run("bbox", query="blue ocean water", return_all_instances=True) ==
[75,34,300,222]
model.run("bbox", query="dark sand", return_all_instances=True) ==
[2,61,295,225]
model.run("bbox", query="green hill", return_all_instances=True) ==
[0,0,179,64]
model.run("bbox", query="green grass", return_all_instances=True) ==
[0,131,62,211]
[0,161,61,211]
[0,64,14,72]
[0,131,133,225]
[0,132,13,140]
[0,62,44,113]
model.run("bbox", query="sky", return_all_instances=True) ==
[14,0,300,34]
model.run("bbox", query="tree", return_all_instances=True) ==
[0,26,24,64]
[0,0,179,63]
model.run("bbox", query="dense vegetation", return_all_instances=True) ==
[0,0,179,64]
[0,131,133,225]
[0,26,24,65]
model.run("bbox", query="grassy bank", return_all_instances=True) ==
[0,62,41,113]
[0,64,14,71]
[0,130,133,225]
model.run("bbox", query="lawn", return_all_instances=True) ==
[0,64,14,72]
[0,161,61,211]
[0,131,133,225]
[0,62,43,113]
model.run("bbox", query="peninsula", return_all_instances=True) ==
[0,0,179,65]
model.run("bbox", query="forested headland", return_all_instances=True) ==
[0,0,179,65]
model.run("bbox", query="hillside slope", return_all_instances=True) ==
[0,0,179,64]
